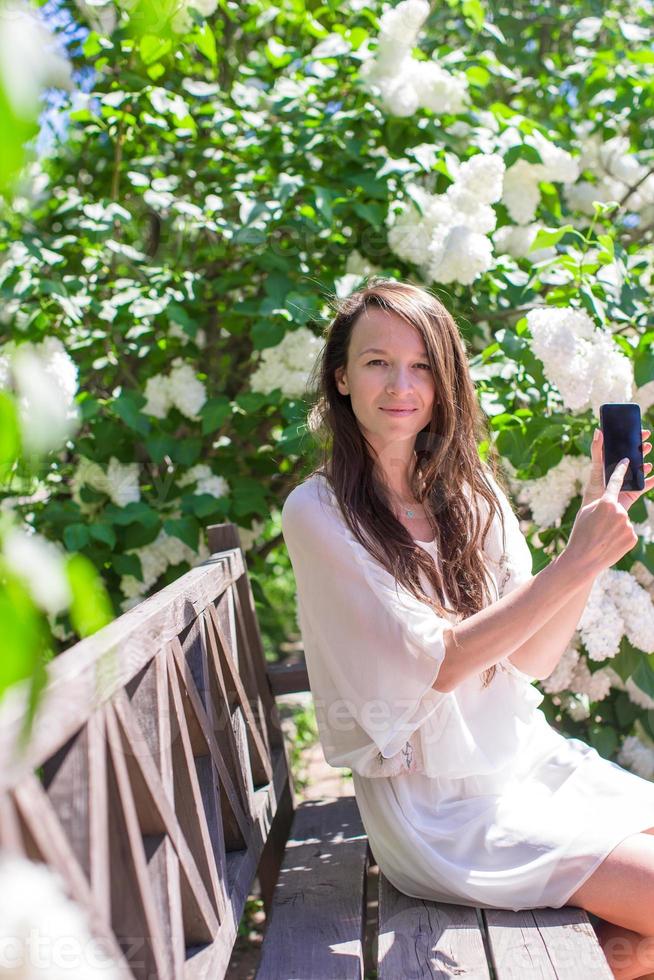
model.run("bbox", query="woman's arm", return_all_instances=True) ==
[434,547,597,691]
[506,573,596,680]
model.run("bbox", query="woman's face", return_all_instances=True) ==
[335,307,436,461]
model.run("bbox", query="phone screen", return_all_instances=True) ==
[599,402,644,492]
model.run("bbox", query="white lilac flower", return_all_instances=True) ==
[178,463,229,498]
[386,154,505,285]
[70,457,107,515]
[541,644,581,694]
[249,326,324,398]
[511,453,588,528]
[237,519,265,552]
[632,498,654,546]
[617,735,654,780]
[119,529,210,609]
[360,0,469,117]
[493,223,556,262]
[501,133,580,225]
[634,380,654,415]
[426,225,494,285]
[625,676,654,711]
[168,359,207,419]
[568,659,613,702]
[1,337,80,455]
[3,527,71,615]
[561,693,590,721]
[526,306,633,417]
[0,1,72,119]
[0,854,122,979]
[70,456,140,510]
[577,570,654,662]
[142,374,172,418]
[104,458,140,507]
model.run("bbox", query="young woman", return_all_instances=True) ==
[281,278,654,979]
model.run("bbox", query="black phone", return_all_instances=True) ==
[599,402,644,492]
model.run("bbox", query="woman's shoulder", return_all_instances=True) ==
[281,471,337,532]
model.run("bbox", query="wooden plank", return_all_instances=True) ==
[378,881,491,979]
[266,661,310,697]
[257,796,369,980]
[183,746,290,980]
[484,906,613,978]
[206,602,272,786]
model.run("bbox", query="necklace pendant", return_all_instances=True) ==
[406,508,415,518]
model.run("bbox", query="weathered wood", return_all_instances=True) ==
[378,876,491,979]
[0,522,295,980]
[266,660,310,696]
[483,906,613,979]
[0,553,242,791]
[257,796,369,980]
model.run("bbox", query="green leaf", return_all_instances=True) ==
[163,516,200,550]
[111,553,143,579]
[90,524,117,549]
[105,501,160,527]
[634,349,654,387]
[193,22,217,64]
[139,34,172,65]
[597,233,615,260]
[529,224,575,250]
[462,0,485,31]
[65,554,114,637]
[0,392,21,481]
[113,392,151,436]
[503,143,544,168]
[200,395,232,435]
[63,524,91,551]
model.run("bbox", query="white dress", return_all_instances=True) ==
[281,470,654,912]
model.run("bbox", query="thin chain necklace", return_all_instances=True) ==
[388,453,426,520]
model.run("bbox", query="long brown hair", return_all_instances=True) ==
[304,277,512,688]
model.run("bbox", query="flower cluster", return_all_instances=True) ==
[501,130,579,224]
[577,569,654,662]
[0,1,72,120]
[511,453,589,528]
[492,222,555,263]
[249,325,325,398]
[3,526,71,616]
[387,153,506,285]
[359,0,469,117]
[0,853,122,979]
[0,336,79,455]
[178,464,229,498]
[142,358,207,420]
[618,733,654,780]
[71,456,140,512]
[119,529,210,610]
[565,133,654,223]
[526,306,633,417]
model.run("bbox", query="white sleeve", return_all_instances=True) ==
[480,469,533,600]
[480,469,538,682]
[281,481,450,765]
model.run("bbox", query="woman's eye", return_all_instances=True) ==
[367,360,430,369]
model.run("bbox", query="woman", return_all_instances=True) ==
[281,278,654,979]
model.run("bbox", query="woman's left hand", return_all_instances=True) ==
[582,426,654,512]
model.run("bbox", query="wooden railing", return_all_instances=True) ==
[0,523,295,980]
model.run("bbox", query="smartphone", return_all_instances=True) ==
[599,402,644,492]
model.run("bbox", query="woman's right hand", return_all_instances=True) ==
[566,458,639,574]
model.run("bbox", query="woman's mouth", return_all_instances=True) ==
[380,408,417,416]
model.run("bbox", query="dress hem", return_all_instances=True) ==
[542,816,654,911]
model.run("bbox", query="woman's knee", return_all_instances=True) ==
[567,833,654,937]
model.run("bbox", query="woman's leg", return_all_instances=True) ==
[566,832,654,979]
